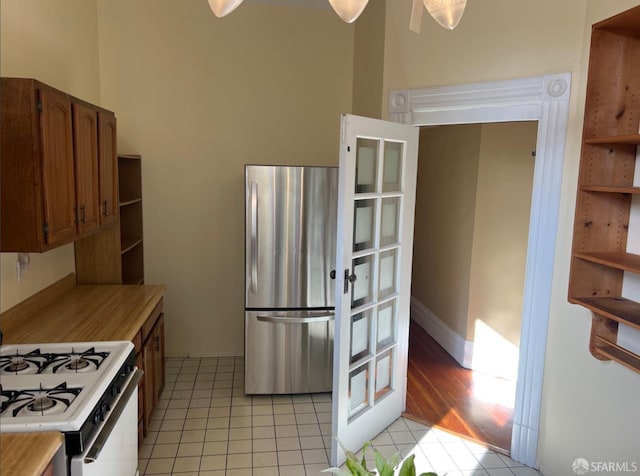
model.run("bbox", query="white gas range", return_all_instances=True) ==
[0,341,141,476]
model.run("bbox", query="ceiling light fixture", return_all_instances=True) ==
[422,0,467,30]
[207,0,467,30]
[327,0,369,23]
[208,0,244,17]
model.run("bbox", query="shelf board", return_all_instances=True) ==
[584,133,640,145]
[580,185,640,194]
[571,296,640,330]
[121,238,143,254]
[592,337,640,373]
[573,251,640,273]
[120,197,142,207]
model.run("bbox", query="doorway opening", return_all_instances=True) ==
[404,120,538,454]
[389,73,571,466]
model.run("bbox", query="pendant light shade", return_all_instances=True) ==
[423,0,467,30]
[208,0,244,17]
[328,0,369,23]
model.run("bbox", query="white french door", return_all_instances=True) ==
[331,114,419,466]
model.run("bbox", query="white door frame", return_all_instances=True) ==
[388,73,571,467]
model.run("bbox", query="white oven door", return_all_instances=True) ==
[70,369,141,476]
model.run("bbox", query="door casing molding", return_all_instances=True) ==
[389,73,572,467]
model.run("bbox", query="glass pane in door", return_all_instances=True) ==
[380,197,400,247]
[353,199,376,252]
[355,139,379,194]
[382,141,403,192]
[374,349,393,401]
[351,255,373,308]
[350,310,371,364]
[378,249,398,299]
[349,364,369,417]
[376,301,396,350]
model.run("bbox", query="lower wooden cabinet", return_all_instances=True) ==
[134,298,165,444]
[41,461,54,476]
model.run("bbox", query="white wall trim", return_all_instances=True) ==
[410,297,473,369]
[390,73,571,468]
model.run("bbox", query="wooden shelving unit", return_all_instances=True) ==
[568,5,640,373]
[118,155,144,285]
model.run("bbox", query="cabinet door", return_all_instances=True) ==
[72,102,100,235]
[39,88,76,246]
[98,111,118,225]
[153,314,165,404]
[142,337,155,432]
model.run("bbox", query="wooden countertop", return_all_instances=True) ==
[0,432,63,476]
[1,274,166,344]
[0,274,165,474]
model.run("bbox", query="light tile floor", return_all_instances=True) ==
[138,357,543,476]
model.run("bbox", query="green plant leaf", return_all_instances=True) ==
[418,473,439,476]
[398,454,416,476]
[372,447,401,476]
[322,468,351,476]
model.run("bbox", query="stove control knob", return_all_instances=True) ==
[101,402,110,414]
[93,412,102,425]
[111,385,121,396]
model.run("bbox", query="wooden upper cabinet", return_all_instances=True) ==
[39,87,77,247]
[98,111,118,225]
[1,77,118,252]
[72,102,101,236]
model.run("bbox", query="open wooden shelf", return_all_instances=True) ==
[584,133,640,145]
[118,155,144,285]
[592,336,640,374]
[580,185,640,194]
[568,5,640,375]
[570,296,640,330]
[573,251,640,274]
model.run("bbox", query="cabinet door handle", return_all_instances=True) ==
[80,205,86,224]
[102,200,108,216]
[155,335,160,352]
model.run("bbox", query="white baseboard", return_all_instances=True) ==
[410,297,473,369]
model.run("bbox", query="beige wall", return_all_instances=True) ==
[412,125,481,338]
[352,0,385,118]
[468,121,537,347]
[95,0,354,356]
[385,0,640,473]
[0,0,102,312]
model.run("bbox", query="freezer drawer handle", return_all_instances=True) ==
[257,313,335,324]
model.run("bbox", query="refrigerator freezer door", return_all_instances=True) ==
[245,310,334,394]
[245,165,338,309]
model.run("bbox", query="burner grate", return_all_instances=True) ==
[0,347,110,375]
[0,382,82,418]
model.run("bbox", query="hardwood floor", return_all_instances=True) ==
[403,320,514,454]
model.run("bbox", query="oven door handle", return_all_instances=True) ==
[84,368,143,464]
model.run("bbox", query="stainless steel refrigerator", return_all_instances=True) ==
[244,165,338,394]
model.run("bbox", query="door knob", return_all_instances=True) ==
[343,269,357,293]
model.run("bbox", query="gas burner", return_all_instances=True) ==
[66,357,90,371]
[29,396,56,412]
[50,347,109,374]
[0,349,48,375]
[2,383,82,418]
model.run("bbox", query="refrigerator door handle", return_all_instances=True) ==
[250,181,258,294]
[257,312,335,324]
